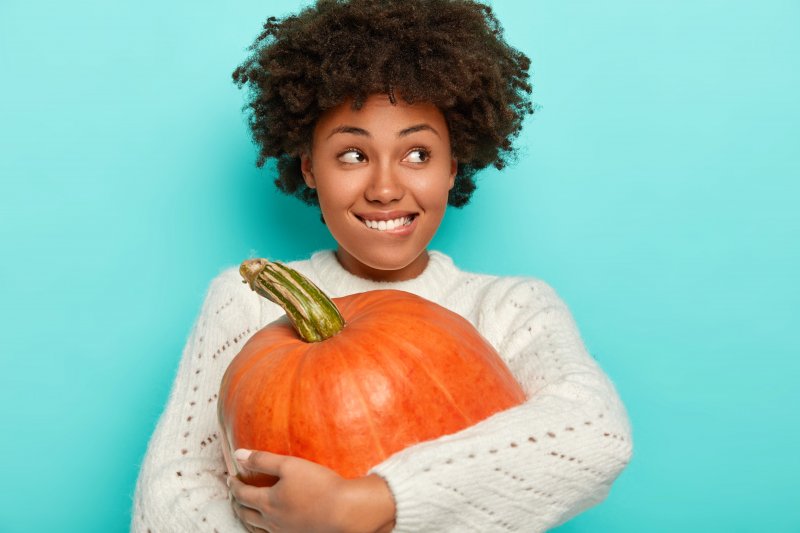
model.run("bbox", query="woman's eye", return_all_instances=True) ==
[338,149,366,164]
[404,148,430,163]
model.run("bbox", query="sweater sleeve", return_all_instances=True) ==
[131,268,259,533]
[369,277,633,533]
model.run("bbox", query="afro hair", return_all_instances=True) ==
[232,0,534,207]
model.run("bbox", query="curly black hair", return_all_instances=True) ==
[232,0,533,208]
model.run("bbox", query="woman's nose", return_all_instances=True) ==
[365,162,404,204]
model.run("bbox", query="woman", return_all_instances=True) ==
[132,1,632,531]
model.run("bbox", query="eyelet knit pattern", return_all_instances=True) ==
[131,251,632,532]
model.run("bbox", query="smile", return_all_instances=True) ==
[358,215,416,232]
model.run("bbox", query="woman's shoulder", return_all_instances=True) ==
[446,257,564,308]
[423,255,570,330]
[205,264,247,298]
[194,265,259,323]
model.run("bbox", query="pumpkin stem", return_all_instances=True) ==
[239,259,345,342]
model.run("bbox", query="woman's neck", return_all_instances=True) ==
[334,249,430,282]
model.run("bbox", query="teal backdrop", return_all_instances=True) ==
[1,0,798,531]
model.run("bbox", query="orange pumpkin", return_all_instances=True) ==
[218,259,525,486]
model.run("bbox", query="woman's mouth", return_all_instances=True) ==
[357,214,417,232]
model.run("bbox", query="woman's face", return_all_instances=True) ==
[301,94,457,282]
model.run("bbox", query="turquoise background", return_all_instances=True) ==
[1,0,798,531]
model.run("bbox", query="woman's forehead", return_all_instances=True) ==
[315,94,446,133]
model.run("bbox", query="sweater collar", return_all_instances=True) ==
[307,250,457,299]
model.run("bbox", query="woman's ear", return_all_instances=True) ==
[448,157,458,190]
[300,153,316,189]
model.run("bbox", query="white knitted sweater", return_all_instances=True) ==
[131,250,632,532]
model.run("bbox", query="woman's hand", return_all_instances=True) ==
[228,449,396,533]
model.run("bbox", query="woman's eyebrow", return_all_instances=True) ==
[399,124,440,138]
[327,125,370,139]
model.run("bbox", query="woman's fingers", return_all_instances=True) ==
[234,448,286,477]
[228,474,270,511]
[230,489,273,532]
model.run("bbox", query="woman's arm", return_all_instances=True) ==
[369,277,633,533]
[131,268,260,532]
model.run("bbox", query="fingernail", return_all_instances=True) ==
[226,475,232,487]
[234,448,252,462]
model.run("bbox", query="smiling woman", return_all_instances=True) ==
[130,1,632,532]
[300,95,457,281]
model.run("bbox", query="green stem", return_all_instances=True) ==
[239,258,345,342]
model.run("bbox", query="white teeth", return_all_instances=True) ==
[363,216,413,231]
